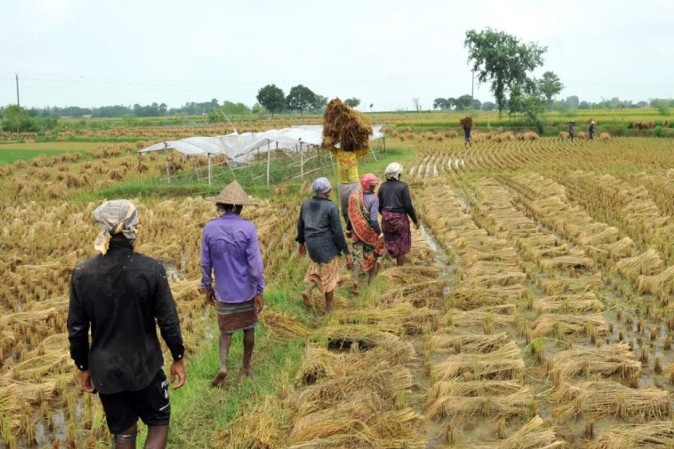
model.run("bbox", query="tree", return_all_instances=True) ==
[412,98,420,111]
[481,101,495,111]
[464,28,547,116]
[455,94,473,111]
[256,84,286,117]
[344,97,360,108]
[286,84,317,114]
[433,98,450,110]
[538,71,564,107]
[0,105,37,132]
[311,95,328,112]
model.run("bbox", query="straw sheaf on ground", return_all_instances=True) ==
[457,416,564,449]
[551,381,670,420]
[546,343,641,385]
[530,313,609,338]
[432,341,525,381]
[425,379,534,419]
[533,292,605,314]
[588,421,674,449]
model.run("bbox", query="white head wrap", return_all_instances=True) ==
[385,162,403,180]
[312,177,333,194]
[92,200,139,255]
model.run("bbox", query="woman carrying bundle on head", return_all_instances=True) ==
[322,98,372,236]
[460,116,473,146]
[378,163,419,267]
[347,173,384,295]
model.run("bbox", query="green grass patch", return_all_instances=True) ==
[167,286,311,447]
[0,142,100,164]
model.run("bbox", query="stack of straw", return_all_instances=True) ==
[322,98,372,154]
[460,116,473,129]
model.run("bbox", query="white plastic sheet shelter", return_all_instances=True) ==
[138,125,385,184]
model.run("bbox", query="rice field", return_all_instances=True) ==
[2,127,674,448]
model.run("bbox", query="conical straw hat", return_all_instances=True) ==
[208,180,257,205]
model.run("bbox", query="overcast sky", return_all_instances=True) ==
[1,0,672,111]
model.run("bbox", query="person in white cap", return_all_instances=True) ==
[68,199,186,449]
[201,180,265,386]
[296,177,352,312]
[378,163,419,266]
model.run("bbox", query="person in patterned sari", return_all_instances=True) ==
[347,173,384,295]
[378,162,419,266]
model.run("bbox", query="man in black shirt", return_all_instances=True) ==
[68,199,186,449]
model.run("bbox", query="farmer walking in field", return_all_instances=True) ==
[347,173,384,294]
[588,120,596,140]
[378,162,419,267]
[297,177,353,312]
[567,121,575,140]
[200,180,265,387]
[461,116,473,146]
[68,199,186,449]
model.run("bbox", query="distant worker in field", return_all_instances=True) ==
[297,177,353,313]
[460,116,473,146]
[68,199,186,449]
[322,98,372,235]
[567,121,575,140]
[347,173,384,295]
[201,181,265,387]
[588,120,596,140]
[378,163,419,266]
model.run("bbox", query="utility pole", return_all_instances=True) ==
[15,73,20,107]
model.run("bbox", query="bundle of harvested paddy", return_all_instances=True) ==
[598,236,636,260]
[209,396,286,449]
[169,279,201,302]
[588,421,674,449]
[636,265,674,297]
[320,325,415,365]
[465,416,564,449]
[533,292,605,314]
[430,332,510,354]
[6,350,70,382]
[432,341,525,381]
[262,310,311,340]
[330,304,438,335]
[547,343,641,385]
[286,398,425,449]
[426,380,533,419]
[577,226,620,246]
[611,248,663,280]
[463,271,527,289]
[295,345,343,386]
[459,116,473,129]
[541,272,604,295]
[379,265,441,284]
[293,362,413,412]
[538,255,594,271]
[321,98,372,153]
[462,247,520,264]
[531,314,608,338]
[450,285,526,310]
[381,279,446,308]
[552,381,670,420]
[445,305,516,330]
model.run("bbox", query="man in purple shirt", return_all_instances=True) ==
[201,181,264,387]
